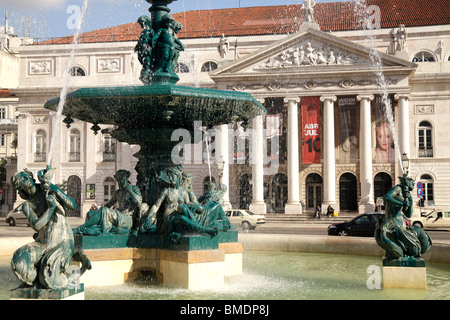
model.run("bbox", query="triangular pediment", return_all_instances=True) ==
[210,27,416,78]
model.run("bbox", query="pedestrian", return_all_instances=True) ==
[326,205,334,218]
[85,203,98,222]
[314,205,321,219]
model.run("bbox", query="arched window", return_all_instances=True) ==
[35,129,46,162]
[69,66,86,76]
[239,174,252,210]
[103,177,116,204]
[102,132,116,162]
[201,61,218,72]
[412,51,435,62]
[419,174,434,206]
[67,175,82,217]
[175,62,190,73]
[69,128,81,162]
[418,121,433,157]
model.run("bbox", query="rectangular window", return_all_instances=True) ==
[0,134,5,146]
[418,128,433,157]
[426,183,434,201]
[0,108,6,119]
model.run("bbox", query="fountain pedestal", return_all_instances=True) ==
[382,258,427,289]
[73,233,243,290]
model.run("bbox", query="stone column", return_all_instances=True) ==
[284,97,302,214]
[83,122,97,218]
[249,115,266,215]
[217,124,232,210]
[320,95,338,212]
[395,94,411,173]
[13,111,29,208]
[357,94,375,213]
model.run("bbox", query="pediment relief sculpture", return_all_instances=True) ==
[255,40,364,70]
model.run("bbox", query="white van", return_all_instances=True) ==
[411,210,450,229]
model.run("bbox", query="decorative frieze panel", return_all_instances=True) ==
[228,77,398,92]
[97,58,121,73]
[32,115,49,123]
[255,39,365,70]
[29,60,53,75]
[414,105,434,115]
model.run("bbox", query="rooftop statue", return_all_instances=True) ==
[375,174,432,264]
[218,34,229,59]
[301,0,316,24]
[73,170,148,235]
[11,166,90,289]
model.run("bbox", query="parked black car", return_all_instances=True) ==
[327,212,384,237]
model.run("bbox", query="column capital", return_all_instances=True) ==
[394,93,411,101]
[16,111,30,119]
[283,96,300,103]
[320,95,337,102]
[356,94,374,101]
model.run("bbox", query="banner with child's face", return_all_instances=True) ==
[373,95,394,163]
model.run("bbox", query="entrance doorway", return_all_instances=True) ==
[272,173,288,213]
[67,175,82,217]
[374,172,392,209]
[305,173,322,210]
[339,173,357,211]
[239,174,252,210]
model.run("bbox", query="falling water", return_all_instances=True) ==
[47,0,89,166]
[203,129,213,182]
[353,0,404,174]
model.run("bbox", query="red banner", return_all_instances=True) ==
[302,97,321,164]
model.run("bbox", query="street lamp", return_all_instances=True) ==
[401,152,410,176]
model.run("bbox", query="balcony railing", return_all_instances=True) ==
[34,152,46,162]
[103,152,116,162]
[68,152,81,162]
[0,119,18,125]
[418,147,433,158]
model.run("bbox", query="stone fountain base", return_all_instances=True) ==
[10,284,85,300]
[73,232,243,290]
[382,257,427,289]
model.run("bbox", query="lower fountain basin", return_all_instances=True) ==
[2,251,450,300]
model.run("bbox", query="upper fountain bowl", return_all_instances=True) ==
[44,84,266,132]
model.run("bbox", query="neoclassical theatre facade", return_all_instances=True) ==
[11,1,450,216]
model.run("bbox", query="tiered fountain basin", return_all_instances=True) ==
[44,85,266,131]
[45,84,265,290]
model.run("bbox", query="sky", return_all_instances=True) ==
[0,0,351,40]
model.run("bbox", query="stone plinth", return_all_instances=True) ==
[382,257,427,289]
[10,284,85,300]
